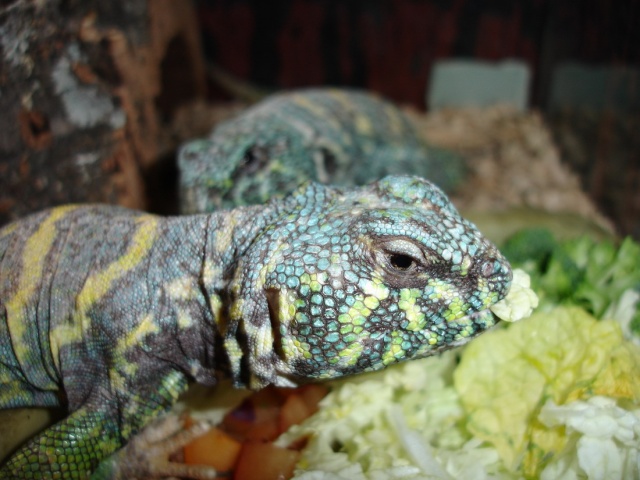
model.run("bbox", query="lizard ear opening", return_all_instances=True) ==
[265,288,318,383]
[225,277,297,390]
[265,288,286,361]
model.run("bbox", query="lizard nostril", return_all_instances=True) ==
[480,259,498,278]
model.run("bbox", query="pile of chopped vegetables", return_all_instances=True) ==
[181,232,640,479]
[501,229,640,342]
[182,384,329,479]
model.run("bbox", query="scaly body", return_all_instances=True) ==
[0,176,510,478]
[178,88,465,213]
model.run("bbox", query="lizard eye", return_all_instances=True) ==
[373,238,431,288]
[388,253,416,271]
[241,145,270,174]
[375,238,426,275]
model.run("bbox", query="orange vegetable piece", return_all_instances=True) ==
[223,386,283,439]
[273,386,300,398]
[234,442,300,480]
[183,425,242,472]
[278,394,311,433]
[221,413,254,439]
[298,384,329,414]
[244,417,280,442]
[243,389,282,441]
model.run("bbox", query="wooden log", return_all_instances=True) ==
[0,0,206,225]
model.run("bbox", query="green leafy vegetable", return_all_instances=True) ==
[500,227,558,265]
[490,269,538,322]
[538,396,640,480]
[454,306,640,477]
[502,230,640,340]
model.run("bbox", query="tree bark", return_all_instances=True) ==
[0,0,206,225]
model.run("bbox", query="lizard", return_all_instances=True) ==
[0,175,511,479]
[178,88,466,214]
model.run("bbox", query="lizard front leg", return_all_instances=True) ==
[92,370,220,480]
[0,405,121,479]
[93,414,217,480]
[0,370,197,479]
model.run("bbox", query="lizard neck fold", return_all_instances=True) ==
[198,203,282,384]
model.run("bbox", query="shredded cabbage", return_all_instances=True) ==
[539,396,640,480]
[454,306,640,477]
[278,351,511,480]
[490,269,538,322]
[282,301,640,479]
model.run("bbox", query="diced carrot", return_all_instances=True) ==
[251,403,281,424]
[298,384,329,414]
[223,387,284,441]
[273,386,300,398]
[278,393,310,433]
[244,416,281,442]
[245,393,281,441]
[222,402,255,438]
[234,442,300,480]
[183,426,242,472]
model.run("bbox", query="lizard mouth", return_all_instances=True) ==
[438,307,501,349]
[263,285,503,376]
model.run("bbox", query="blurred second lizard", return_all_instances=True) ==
[178,88,466,213]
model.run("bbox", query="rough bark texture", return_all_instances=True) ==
[0,0,206,226]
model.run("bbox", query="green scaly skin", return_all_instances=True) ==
[0,176,511,479]
[178,88,465,213]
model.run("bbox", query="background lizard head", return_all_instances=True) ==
[178,126,325,213]
[178,93,342,213]
[177,89,466,215]
[226,175,512,389]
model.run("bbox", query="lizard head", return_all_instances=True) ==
[178,107,348,213]
[226,175,512,389]
[179,132,344,213]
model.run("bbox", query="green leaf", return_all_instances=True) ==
[454,306,639,475]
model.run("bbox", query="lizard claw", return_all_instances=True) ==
[109,414,218,480]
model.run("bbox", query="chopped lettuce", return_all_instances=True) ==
[502,231,640,341]
[490,269,538,322]
[538,396,640,480]
[279,350,511,480]
[454,306,640,477]
[284,306,640,479]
